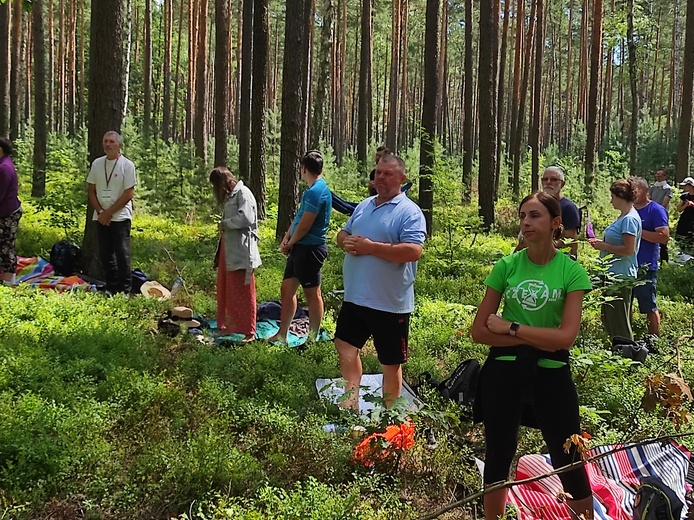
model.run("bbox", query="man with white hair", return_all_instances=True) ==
[87,131,137,294]
[632,176,668,337]
[517,166,580,258]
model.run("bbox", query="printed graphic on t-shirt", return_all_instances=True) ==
[508,279,563,311]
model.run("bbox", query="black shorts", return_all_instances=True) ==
[283,243,327,288]
[334,301,409,365]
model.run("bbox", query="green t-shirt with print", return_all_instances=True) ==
[484,250,592,328]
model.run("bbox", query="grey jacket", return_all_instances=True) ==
[219,180,261,276]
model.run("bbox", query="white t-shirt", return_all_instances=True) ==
[86,154,137,222]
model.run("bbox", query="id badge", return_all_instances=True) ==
[100,188,113,206]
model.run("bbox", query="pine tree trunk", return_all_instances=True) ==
[0,1,9,135]
[83,0,124,278]
[162,0,172,141]
[250,0,268,218]
[143,0,152,142]
[564,0,573,148]
[478,0,499,228]
[386,0,401,151]
[398,0,409,150]
[508,0,523,177]
[311,0,334,149]
[512,0,536,197]
[529,0,543,193]
[78,0,85,127]
[277,0,312,240]
[626,0,638,175]
[9,0,22,141]
[238,0,253,181]
[172,0,185,140]
[32,0,47,198]
[194,0,208,161]
[496,0,510,195]
[419,0,438,235]
[462,0,474,200]
[357,0,372,170]
[214,0,230,166]
[585,0,603,193]
[677,0,694,181]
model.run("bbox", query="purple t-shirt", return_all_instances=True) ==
[636,201,668,271]
[0,155,20,218]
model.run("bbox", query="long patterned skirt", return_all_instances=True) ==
[216,238,256,336]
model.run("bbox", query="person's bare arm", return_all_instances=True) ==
[471,287,528,348]
[341,234,423,262]
[641,226,669,245]
[484,290,585,352]
[588,233,637,256]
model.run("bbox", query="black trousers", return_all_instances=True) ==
[479,357,592,500]
[97,219,132,294]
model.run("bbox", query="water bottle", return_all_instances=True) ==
[170,276,183,297]
[322,424,346,434]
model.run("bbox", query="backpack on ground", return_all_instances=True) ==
[50,241,82,276]
[632,475,684,520]
[416,359,481,407]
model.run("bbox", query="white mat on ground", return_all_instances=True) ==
[315,374,423,416]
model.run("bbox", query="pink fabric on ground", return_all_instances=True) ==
[216,240,256,336]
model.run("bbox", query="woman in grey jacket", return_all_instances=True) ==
[210,167,261,341]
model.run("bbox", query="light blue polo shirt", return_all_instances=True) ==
[342,193,426,313]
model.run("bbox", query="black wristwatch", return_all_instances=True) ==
[509,322,520,336]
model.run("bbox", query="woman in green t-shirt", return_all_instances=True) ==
[471,192,593,520]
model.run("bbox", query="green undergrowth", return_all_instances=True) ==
[4,138,694,518]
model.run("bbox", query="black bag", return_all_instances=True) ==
[417,359,481,407]
[50,241,82,276]
[632,475,684,520]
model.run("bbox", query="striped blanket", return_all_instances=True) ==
[15,257,94,292]
[503,441,690,519]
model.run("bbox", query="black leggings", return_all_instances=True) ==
[479,358,592,500]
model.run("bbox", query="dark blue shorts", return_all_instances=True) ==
[334,301,409,365]
[283,243,327,288]
[632,270,658,314]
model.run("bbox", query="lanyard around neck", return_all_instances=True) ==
[104,156,120,188]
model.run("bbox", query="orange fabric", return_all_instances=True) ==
[352,420,416,467]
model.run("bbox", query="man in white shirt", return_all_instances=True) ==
[86,131,137,294]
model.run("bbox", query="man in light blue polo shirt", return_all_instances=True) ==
[335,154,426,411]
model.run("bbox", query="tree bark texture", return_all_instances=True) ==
[677,0,694,181]
[250,0,269,219]
[194,0,208,161]
[462,0,473,200]
[238,0,253,182]
[529,0,543,192]
[585,0,603,193]
[214,0,230,167]
[83,0,125,278]
[477,0,499,228]
[357,0,372,170]
[9,0,22,141]
[32,0,47,198]
[419,0,439,235]
[0,1,9,136]
[626,0,638,176]
[277,0,312,240]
